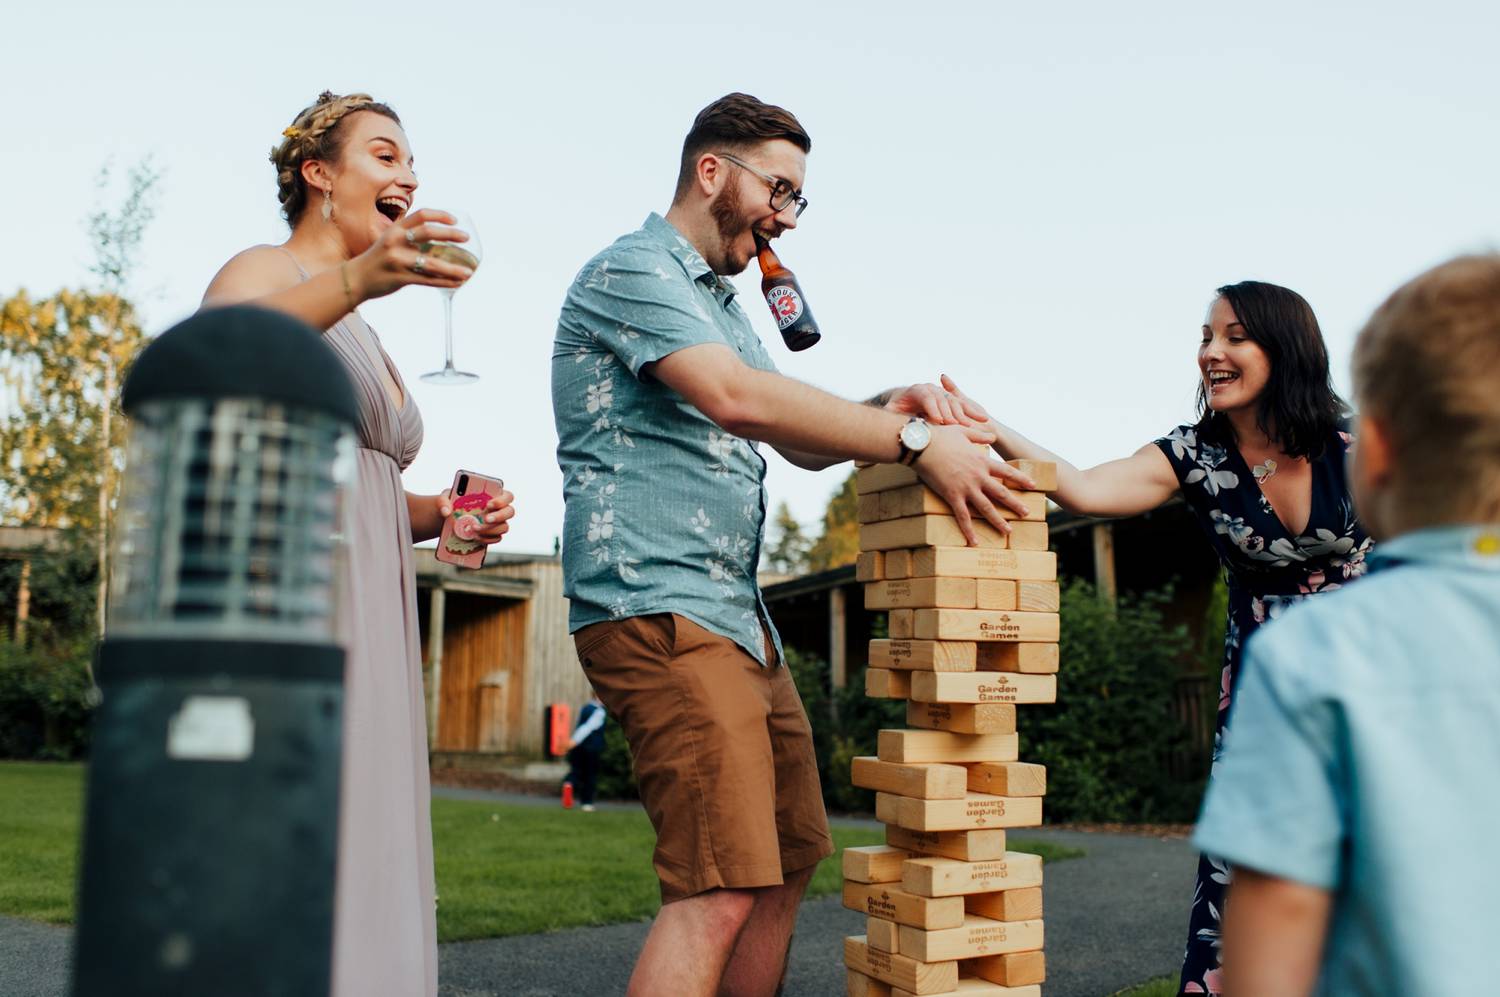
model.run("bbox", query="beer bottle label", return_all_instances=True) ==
[766,285,804,330]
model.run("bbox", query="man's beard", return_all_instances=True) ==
[708,181,752,276]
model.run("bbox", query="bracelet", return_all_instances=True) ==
[339,262,356,313]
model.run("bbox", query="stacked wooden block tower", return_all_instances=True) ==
[843,456,1060,997]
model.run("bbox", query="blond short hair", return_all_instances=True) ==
[1353,254,1500,525]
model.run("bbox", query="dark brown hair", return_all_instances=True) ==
[269,91,402,227]
[1195,280,1347,458]
[673,93,811,201]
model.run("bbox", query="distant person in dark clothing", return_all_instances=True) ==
[566,693,607,812]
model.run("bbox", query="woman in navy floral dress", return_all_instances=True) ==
[946,281,1372,994]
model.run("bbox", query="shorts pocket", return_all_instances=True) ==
[574,626,620,668]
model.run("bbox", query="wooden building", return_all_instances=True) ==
[414,549,586,765]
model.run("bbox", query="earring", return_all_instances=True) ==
[321,187,335,222]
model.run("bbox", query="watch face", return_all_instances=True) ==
[901,419,931,451]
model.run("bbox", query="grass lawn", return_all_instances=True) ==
[0,762,1083,941]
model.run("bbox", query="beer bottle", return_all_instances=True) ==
[756,237,821,351]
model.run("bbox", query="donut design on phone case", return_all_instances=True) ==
[443,492,490,555]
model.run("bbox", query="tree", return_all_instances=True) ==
[805,470,861,572]
[85,159,160,636]
[0,159,159,642]
[764,501,812,575]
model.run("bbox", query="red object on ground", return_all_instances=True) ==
[547,702,571,757]
[561,782,574,809]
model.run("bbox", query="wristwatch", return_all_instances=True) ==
[897,417,932,466]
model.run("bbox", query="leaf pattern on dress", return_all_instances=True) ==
[1185,441,1241,495]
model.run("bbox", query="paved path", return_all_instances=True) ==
[1,792,1196,996]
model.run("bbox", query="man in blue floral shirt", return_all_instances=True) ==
[551,93,1035,996]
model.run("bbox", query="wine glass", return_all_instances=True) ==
[419,210,483,384]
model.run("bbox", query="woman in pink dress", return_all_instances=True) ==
[201,91,515,997]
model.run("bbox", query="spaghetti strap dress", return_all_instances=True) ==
[1154,417,1372,994]
[287,253,437,997]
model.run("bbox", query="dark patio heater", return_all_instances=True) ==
[71,305,359,997]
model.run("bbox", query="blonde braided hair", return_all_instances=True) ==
[269,90,402,227]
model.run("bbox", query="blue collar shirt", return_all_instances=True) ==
[1194,525,1500,993]
[551,213,784,666]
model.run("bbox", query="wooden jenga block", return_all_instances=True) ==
[914,610,1060,643]
[896,980,1040,997]
[910,548,1057,581]
[902,852,1044,897]
[966,949,1046,987]
[852,757,968,800]
[867,669,912,699]
[857,550,886,582]
[975,643,1059,674]
[885,548,914,578]
[844,936,959,996]
[844,844,912,884]
[843,884,965,930]
[877,485,1049,523]
[966,887,1044,923]
[857,461,1056,496]
[1016,581,1059,613]
[858,492,885,524]
[889,610,915,639]
[866,578,978,610]
[906,701,1017,735]
[871,640,977,672]
[877,730,1019,764]
[910,672,1057,705]
[860,517,1047,553]
[897,916,1045,962]
[886,825,1008,863]
[867,915,902,953]
[847,968,894,997]
[856,464,920,494]
[876,792,1042,832]
[974,579,1018,610]
[966,762,1046,798]
[1007,459,1057,492]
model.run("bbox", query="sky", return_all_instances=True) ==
[5,0,1496,555]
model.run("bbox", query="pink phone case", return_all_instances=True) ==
[435,469,504,569]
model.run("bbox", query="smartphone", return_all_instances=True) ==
[435,469,505,569]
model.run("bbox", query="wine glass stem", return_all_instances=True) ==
[443,290,456,370]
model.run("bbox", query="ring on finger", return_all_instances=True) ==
[412,255,427,274]
[405,228,418,246]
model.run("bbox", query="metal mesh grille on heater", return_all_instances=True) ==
[110,398,355,640]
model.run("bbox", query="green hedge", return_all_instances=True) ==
[1017,579,1201,822]
[0,638,95,760]
[591,579,1204,822]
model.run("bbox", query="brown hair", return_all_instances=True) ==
[673,93,811,201]
[269,91,402,227]
[1194,281,1347,458]
[1353,254,1500,525]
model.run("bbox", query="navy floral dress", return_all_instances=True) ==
[1155,418,1372,995]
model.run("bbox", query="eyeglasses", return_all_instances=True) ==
[716,152,808,217]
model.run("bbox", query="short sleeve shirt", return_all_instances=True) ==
[1194,526,1500,993]
[551,213,784,666]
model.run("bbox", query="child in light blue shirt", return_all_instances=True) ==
[1195,254,1500,995]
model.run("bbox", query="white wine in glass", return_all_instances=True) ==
[419,211,483,384]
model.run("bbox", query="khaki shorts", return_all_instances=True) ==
[572,613,834,903]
